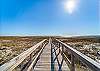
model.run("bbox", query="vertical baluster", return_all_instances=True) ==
[58,42,60,48]
[51,38,55,71]
[20,61,24,71]
[71,54,75,71]
[30,53,33,63]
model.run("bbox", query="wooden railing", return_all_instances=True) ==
[52,39,100,71]
[0,39,48,71]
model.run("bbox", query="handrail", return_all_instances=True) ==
[53,39,100,71]
[0,39,47,71]
[27,42,47,71]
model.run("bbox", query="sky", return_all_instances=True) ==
[0,0,100,36]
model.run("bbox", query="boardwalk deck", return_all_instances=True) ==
[33,40,51,71]
[33,39,70,71]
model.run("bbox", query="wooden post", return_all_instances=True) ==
[51,38,55,71]
[71,54,75,71]
[20,61,24,70]
[62,45,64,52]
[30,53,33,62]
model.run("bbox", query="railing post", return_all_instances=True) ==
[59,43,60,53]
[30,53,33,62]
[20,61,24,70]
[50,38,55,71]
[71,54,75,71]
[62,45,64,52]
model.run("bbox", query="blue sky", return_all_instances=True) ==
[0,0,100,36]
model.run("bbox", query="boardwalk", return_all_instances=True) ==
[33,39,70,71]
[0,38,100,71]
[33,40,51,71]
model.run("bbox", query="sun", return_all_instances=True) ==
[64,0,78,14]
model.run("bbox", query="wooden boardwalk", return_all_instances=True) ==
[0,38,100,71]
[33,40,51,71]
[33,39,70,71]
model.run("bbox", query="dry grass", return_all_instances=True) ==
[0,36,46,65]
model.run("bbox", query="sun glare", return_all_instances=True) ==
[64,0,78,14]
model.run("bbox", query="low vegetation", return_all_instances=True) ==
[0,36,45,65]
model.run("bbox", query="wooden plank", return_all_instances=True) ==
[33,39,51,71]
